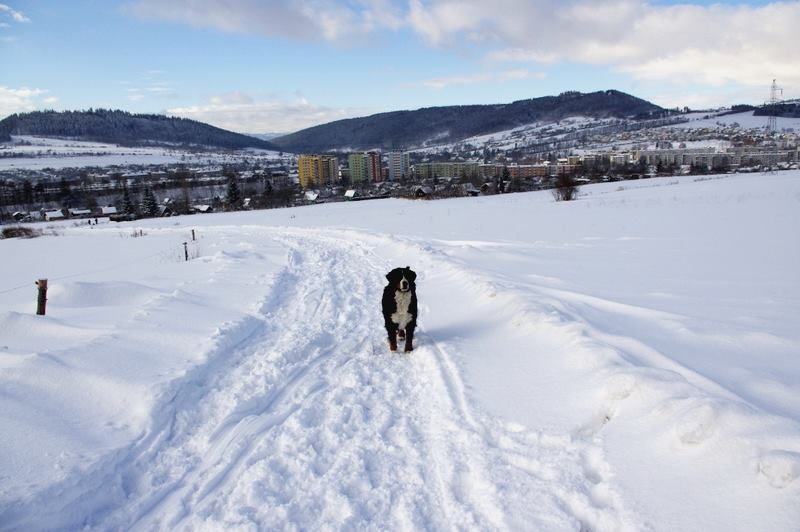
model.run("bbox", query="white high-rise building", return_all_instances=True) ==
[387,150,410,181]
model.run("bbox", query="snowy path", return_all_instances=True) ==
[1,228,638,531]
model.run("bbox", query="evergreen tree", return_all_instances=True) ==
[121,184,135,215]
[225,176,242,210]
[58,178,71,202]
[141,186,158,217]
[22,180,33,207]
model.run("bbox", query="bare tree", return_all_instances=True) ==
[552,174,579,201]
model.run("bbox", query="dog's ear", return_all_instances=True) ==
[386,268,401,282]
[405,267,417,282]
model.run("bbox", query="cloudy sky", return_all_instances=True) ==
[2,0,798,134]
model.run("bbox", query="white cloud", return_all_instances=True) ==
[0,3,29,23]
[167,92,370,134]
[125,0,404,43]
[409,0,800,92]
[123,0,800,98]
[408,69,546,89]
[0,86,51,118]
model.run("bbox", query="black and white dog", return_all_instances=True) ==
[382,267,418,352]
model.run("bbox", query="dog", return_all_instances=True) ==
[382,267,418,352]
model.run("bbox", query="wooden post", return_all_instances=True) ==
[191,229,196,241]
[36,279,48,315]
[183,242,188,261]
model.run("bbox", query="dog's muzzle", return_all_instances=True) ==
[400,280,409,291]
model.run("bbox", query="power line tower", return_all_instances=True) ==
[766,79,783,134]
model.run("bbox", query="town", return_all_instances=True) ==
[1,108,798,225]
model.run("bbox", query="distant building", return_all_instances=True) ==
[298,154,338,188]
[347,151,382,183]
[348,153,367,184]
[387,150,410,181]
[366,151,382,183]
[413,161,480,180]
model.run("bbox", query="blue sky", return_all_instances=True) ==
[1,1,798,133]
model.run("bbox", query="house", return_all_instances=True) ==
[68,208,92,218]
[11,211,27,222]
[304,191,320,203]
[101,206,118,215]
[157,205,173,217]
[45,210,65,221]
[414,186,433,198]
[192,204,213,214]
[344,189,357,200]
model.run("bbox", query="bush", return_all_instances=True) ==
[552,174,579,201]
[1,226,41,239]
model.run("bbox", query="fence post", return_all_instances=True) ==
[183,242,188,261]
[36,279,48,315]
[192,229,196,241]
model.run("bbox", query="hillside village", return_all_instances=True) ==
[1,109,798,225]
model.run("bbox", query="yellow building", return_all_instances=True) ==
[298,154,338,188]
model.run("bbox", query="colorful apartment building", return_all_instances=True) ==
[298,154,338,188]
[348,151,383,183]
[347,153,367,183]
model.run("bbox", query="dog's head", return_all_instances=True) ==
[386,266,416,293]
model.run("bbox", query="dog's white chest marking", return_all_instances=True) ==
[392,290,413,329]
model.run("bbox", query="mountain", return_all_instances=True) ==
[0,109,280,151]
[271,90,667,153]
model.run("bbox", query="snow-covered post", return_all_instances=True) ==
[192,229,196,241]
[35,279,48,315]
[183,242,188,262]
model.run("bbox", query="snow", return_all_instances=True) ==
[1,172,799,530]
[676,110,800,131]
[0,136,284,170]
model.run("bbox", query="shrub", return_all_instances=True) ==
[1,226,42,239]
[552,174,580,201]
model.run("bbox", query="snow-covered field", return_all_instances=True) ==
[1,172,798,530]
[0,136,283,170]
[677,110,800,131]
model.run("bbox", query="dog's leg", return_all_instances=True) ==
[397,329,406,340]
[404,326,414,352]
[387,325,398,352]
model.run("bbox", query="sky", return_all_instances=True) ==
[1,0,798,134]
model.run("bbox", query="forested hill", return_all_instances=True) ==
[272,90,667,153]
[0,109,279,150]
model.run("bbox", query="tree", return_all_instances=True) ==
[552,174,579,202]
[141,186,158,217]
[225,175,242,210]
[22,180,33,208]
[58,178,72,203]
[121,183,135,215]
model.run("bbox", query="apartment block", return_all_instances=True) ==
[347,151,383,183]
[348,153,367,183]
[298,154,338,188]
[413,161,481,180]
[387,150,410,181]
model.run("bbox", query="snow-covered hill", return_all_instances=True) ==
[1,173,798,530]
[0,135,284,171]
